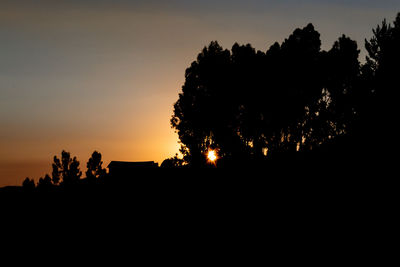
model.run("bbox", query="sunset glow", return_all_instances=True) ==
[0,0,398,187]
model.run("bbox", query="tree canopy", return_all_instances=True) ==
[363,13,400,155]
[171,23,364,167]
[20,150,109,190]
[86,151,107,182]
[171,12,400,167]
[52,150,82,186]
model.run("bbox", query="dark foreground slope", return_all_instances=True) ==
[0,166,396,263]
[1,164,394,216]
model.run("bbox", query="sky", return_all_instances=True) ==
[1,0,399,186]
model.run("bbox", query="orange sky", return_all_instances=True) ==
[1,1,399,187]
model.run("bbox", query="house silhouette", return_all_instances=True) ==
[108,161,158,177]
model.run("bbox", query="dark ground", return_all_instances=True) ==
[1,164,394,217]
[0,165,396,264]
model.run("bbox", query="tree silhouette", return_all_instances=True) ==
[363,12,400,156]
[37,174,53,191]
[171,41,233,166]
[52,150,82,186]
[364,13,400,92]
[22,177,35,191]
[51,161,61,185]
[86,151,106,182]
[325,35,360,129]
[259,23,324,156]
[231,42,265,161]
[161,154,185,168]
[171,23,362,166]
[20,150,108,190]
[302,34,361,152]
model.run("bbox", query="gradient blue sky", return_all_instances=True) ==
[1,0,399,186]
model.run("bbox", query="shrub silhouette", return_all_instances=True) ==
[161,154,185,168]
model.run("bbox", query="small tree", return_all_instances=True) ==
[22,177,35,191]
[86,151,106,182]
[52,150,82,186]
[37,174,53,191]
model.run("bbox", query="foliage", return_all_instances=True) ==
[171,24,362,166]
[361,12,400,156]
[161,154,185,168]
[86,151,107,182]
[20,150,110,190]
[22,177,35,191]
[52,150,82,186]
[37,174,53,191]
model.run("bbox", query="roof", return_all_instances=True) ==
[107,161,158,169]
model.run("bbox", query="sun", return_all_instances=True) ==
[207,149,217,163]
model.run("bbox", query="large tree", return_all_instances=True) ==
[171,41,233,166]
[260,23,324,155]
[171,24,361,166]
[363,12,400,157]
[302,35,361,151]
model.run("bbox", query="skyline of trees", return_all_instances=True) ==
[22,150,106,190]
[171,12,399,167]
[18,12,400,187]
